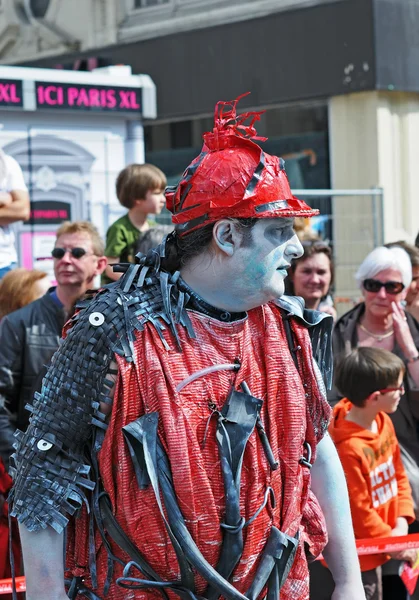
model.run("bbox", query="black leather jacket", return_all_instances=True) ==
[0,288,65,467]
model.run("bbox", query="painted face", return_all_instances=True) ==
[406,265,419,305]
[377,372,404,414]
[229,217,303,308]
[362,268,406,319]
[291,252,332,308]
[141,188,166,214]
[53,233,101,288]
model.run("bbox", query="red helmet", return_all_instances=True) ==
[166,94,319,236]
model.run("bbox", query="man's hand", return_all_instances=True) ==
[0,192,12,208]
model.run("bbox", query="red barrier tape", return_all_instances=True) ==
[355,533,419,556]
[0,576,25,594]
[315,533,419,561]
[0,536,418,595]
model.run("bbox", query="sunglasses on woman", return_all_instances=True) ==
[363,278,405,295]
[51,247,91,260]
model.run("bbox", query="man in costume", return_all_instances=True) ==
[10,95,365,600]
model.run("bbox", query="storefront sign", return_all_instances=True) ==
[35,81,142,113]
[29,200,71,225]
[0,79,23,108]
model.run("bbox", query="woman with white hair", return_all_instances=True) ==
[330,245,419,597]
[331,245,419,431]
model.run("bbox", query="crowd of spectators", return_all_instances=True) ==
[297,229,419,600]
[0,150,417,599]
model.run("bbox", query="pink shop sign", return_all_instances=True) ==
[35,81,142,114]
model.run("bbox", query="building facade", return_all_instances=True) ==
[0,0,418,302]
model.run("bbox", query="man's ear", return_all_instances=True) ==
[212,220,242,257]
[95,256,108,275]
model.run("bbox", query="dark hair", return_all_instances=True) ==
[116,164,167,209]
[135,225,174,256]
[161,218,257,272]
[415,231,419,249]
[285,238,334,295]
[334,347,405,407]
[385,240,419,268]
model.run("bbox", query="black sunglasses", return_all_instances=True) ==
[363,278,405,295]
[51,247,89,260]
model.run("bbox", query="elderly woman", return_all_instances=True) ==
[330,245,419,483]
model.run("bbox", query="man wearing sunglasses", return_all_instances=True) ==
[0,221,106,468]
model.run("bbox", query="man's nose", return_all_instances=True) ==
[60,250,72,263]
[286,235,304,260]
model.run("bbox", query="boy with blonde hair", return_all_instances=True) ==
[103,163,166,283]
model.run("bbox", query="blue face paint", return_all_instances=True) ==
[179,217,304,313]
[228,218,303,309]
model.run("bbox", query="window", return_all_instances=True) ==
[170,121,192,149]
[134,0,170,7]
[29,0,51,18]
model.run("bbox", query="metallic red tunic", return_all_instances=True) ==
[67,302,331,599]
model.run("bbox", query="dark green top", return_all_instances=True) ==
[102,213,148,285]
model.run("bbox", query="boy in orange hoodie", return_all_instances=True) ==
[329,347,416,600]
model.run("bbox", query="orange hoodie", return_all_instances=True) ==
[329,398,415,571]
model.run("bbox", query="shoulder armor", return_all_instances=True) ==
[275,295,334,390]
[77,263,196,359]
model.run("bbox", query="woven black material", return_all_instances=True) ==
[9,240,332,542]
[9,247,195,533]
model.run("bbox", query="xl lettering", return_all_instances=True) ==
[119,90,140,110]
[0,83,21,104]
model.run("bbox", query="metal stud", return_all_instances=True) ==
[89,312,105,327]
[37,439,53,451]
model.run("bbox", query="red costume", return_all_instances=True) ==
[66,302,331,599]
